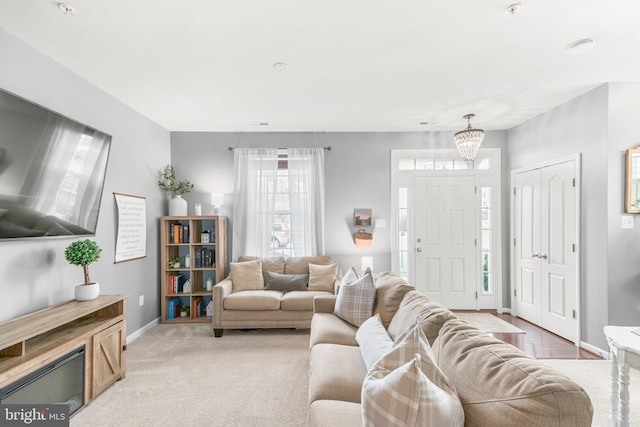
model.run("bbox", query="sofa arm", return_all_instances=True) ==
[213,278,232,329]
[313,295,337,313]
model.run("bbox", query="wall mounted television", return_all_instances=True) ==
[0,88,111,241]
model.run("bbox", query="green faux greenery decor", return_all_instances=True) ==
[65,239,102,285]
[158,164,194,196]
[169,256,181,268]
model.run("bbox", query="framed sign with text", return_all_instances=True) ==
[114,192,146,263]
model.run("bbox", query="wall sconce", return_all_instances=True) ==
[211,193,224,215]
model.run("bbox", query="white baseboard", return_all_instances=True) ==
[580,341,609,359]
[499,307,511,315]
[127,317,160,344]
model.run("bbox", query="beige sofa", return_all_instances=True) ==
[213,255,338,338]
[308,272,594,426]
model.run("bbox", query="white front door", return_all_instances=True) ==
[414,176,477,309]
[513,159,579,342]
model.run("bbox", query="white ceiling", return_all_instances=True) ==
[1,0,639,132]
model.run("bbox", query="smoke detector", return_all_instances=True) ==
[57,3,76,15]
[505,4,521,15]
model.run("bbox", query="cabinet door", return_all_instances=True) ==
[92,321,124,398]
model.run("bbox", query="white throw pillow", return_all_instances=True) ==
[335,268,376,327]
[355,314,393,371]
[361,319,465,427]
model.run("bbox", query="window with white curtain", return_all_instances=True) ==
[232,147,325,260]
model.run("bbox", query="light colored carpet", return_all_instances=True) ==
[542,359,640,427]
[71,325,309,427]
[71,324,637,427]
[454,312,525,333]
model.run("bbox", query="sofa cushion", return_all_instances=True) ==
[387,291,458,344]
[355,314,393,371]
[308,400,361,427]
[264,271,309,292]
[433,319,593,427]
[362,320,464,427]
[309,313,358,348]
[223,290,283,310]
[373,272,415,328]
[238,256,285,282]
[309,343,367,404]
[285,256,334,274]
[308,263,339,292]
[230,259,264,292]
[281,291,332,311]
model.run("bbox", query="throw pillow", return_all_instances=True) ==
[229,259,264,292]
[335,268,376,327]
[361,319,465,427]
[264,271,309,292]
[355,314,393,371]
[308,263,338,292]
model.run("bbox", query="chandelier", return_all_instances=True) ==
[453,114,484,164]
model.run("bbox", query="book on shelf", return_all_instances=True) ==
[167,298,180,319]
[193,297,202,318]
[168,274,174,293]
[183,224,189,243]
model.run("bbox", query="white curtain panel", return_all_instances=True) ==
[232,148,278,260]
[287,147,325,256]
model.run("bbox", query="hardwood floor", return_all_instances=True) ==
[491,313,601,359]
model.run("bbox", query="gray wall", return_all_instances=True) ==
[0,30,171,335]
[607,83,640,327]
[170,130,509,295]
[507,83,640,349]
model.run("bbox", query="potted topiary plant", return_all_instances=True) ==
[158,164,194,216]
[65,239,102,301]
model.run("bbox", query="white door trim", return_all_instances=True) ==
[510,153,582,345]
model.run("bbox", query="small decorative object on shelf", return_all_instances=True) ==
[158,164,195,216]
[201,230,210,243]
[183,279,191,293]
[180,306,190,317]
[64,239,102,301]
[169,255,181,268]
[206,277,214,291]
[194,203,202,216]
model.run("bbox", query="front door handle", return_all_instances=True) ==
[416,248,422,252]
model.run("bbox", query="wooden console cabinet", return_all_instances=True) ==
[0,295,127,411]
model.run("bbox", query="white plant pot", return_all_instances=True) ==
[75,282,100,301]
[169,195,188,216]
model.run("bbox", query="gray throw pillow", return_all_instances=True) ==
[264,271,309,292]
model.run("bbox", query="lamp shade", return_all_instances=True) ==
[211,193,224,206]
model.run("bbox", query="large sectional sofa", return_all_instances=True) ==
[213,255,338,337]
[308,271,594,426]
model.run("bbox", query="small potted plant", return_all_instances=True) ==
[65,239,102,301]
[158,164,194,216]
[169,256,181,269]
[180,306,190,318]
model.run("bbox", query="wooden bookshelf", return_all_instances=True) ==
[160,216,228,323]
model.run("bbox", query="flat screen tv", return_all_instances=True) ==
[0,88,111,240]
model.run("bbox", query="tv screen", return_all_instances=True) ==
[0,88,111,240]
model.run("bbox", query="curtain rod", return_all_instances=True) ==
[228,146,331,151]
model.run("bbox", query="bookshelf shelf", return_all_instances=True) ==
[160,216,228,323]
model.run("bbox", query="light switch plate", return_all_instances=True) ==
[621,216,634,229]
[375,219,387,228]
